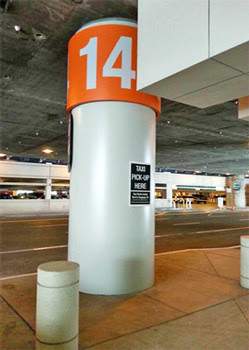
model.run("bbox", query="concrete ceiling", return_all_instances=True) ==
[0,0,249,175]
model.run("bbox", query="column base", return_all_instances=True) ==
[240,276,249,289]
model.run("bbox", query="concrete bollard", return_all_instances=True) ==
[36,261,79,344]
[240,235,249,289]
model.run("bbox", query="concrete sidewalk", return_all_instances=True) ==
[1,248,249,349]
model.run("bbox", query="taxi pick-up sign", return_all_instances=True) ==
[130,162,151,205]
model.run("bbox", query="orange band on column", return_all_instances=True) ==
[67,19,161,116]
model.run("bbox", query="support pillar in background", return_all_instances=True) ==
[166,183,173,208]
[234,175,246,209]
[67,18,160,295]
[45,178,52,200]
[225,177,233,208]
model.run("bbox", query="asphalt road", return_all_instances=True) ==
[1,210,249,278]
[155,210,249,253]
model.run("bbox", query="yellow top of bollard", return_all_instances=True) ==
[37,261,79,288]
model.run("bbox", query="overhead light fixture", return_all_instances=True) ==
[42,148,53,154]
[14,25,21,32]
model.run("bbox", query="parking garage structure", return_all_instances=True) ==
[1,1,249,349]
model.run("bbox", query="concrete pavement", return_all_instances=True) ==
[1,209,249,349]
[1,247,249,349]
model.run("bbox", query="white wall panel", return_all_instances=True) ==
[155,172,226,189]
[210,0,249,57]
[0,199,69,215]
[50,165,69,179]
[0,161,69,180]
[138,0,249,107]
[0,161,49,178]
[137,0,209,90]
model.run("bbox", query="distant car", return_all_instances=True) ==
[0,191,13,199]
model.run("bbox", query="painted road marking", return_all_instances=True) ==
[0,245,67,255]
[156,225,249,238]
[173,222,200,226]
[1,245,241,280]
[156,217,170,221]
[165,212,209,216]
[34,223,67,228]
[155,212,166,216]
[155,245,240,256]
[0,272,37,281]
[155,233,178,238]
[0,218,67,224]
[196,226,249,234]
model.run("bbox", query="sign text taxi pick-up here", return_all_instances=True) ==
[130,162,151,205]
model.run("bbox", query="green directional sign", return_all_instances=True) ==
[232,181,241,191]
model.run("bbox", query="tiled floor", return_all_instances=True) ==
[1,248,249,350]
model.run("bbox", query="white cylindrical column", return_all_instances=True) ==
[166,183,173,208]
[234,176,246,209]
[69,102,155,294]
[36,261,79,344]
[240,235,249,289]
[45,178,52,200]
[67,18,160,295]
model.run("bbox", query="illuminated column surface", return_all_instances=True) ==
[67,18,160,295]
[234,176,246,209]
[45,178,52,200]
[166,183,173,208]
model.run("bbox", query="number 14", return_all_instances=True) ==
[79,36,136,90]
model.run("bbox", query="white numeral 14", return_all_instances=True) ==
[79,36,136,90]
